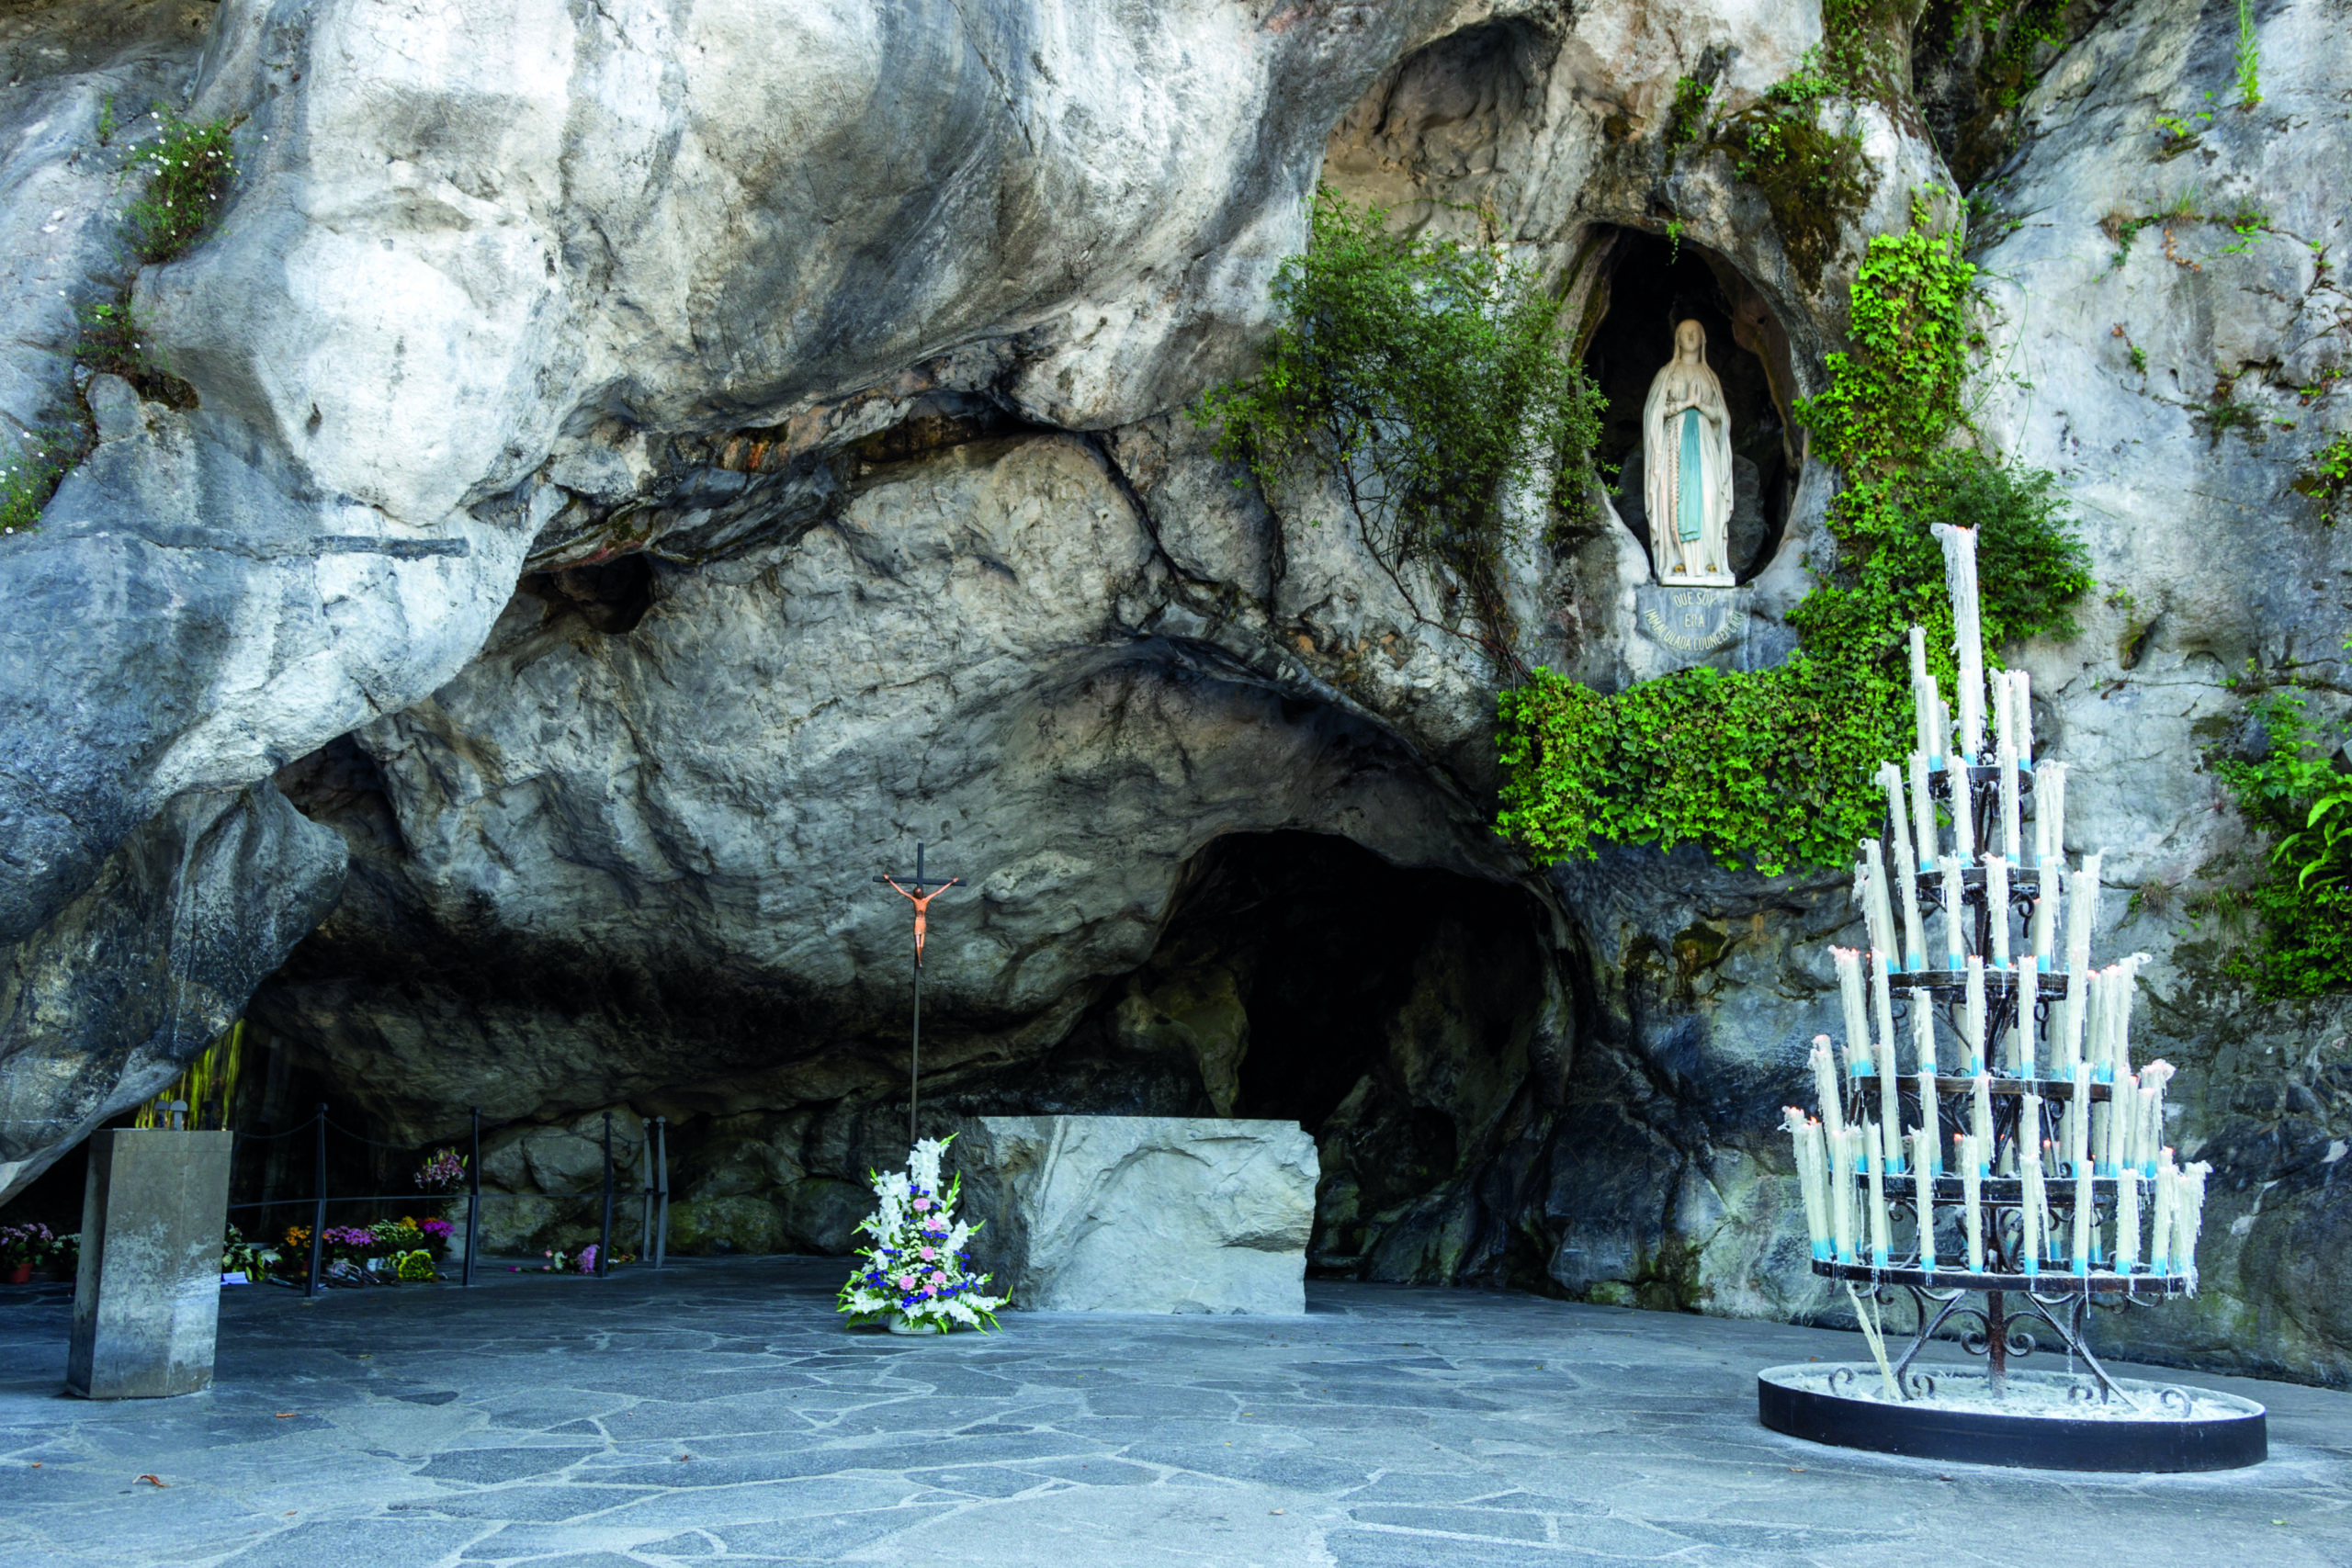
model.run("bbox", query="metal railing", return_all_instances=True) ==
[224,1107,671,1297]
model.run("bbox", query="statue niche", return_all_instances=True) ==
[1641,319,1736,587]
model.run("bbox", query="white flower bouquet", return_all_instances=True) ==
[837,1135,1006,1333]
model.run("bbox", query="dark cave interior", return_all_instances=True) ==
[1032,830,1554,1267]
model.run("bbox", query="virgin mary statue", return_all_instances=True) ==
[1641,319,1736,585]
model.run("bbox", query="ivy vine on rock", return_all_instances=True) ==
[1496,197,2091,876]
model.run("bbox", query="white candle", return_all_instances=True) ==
[1961,1134,1984,1271]
[1962,955,1985,1074]
[1811,1033,1846,1147]
[2014,668,2034,767]
[2142,1060,2176,1176]
[2177,1161,2210,1290]
[1863,841,1900,969]
[1879,983,1905,1176]
[1909,626,1933,761]
[1983,854,2010,971]
[2115,1168,2141,1272]
[1833,1126,1858,1263]
[2060,962,2089,1074]
[2134,1083,2159,1179]
[1998,676,2023,864]
[2070,1063,2092,1175]
[2113,1070,2140,1171]
[1787,1110,1830,1261]
[1972,1074,1994,1172]
[2114,953,2145,1079]
[2021,1145,2045,1276]
[1913,1127,1936,1269]
[1865,1119,1891,1267]
[1870,953,1899,1147]
[2073,1146,2095,1274]
[2150,1149,2177,1272]
[1882,761,1913,881]
[1936,523,1987,764]
[1896,852,1928,974]
[2030,857,2058,970]
[1910,987,1936,1076]
[2015,957,2038,1078]
[1909,750,1937,870]
[1834,951,1869,1081]
[2041,761,2067,870]
[2066,852,2103,971]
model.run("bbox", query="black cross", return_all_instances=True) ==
[874,842,966,1145]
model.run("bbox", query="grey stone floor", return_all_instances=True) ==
[2,1259,2346,1567]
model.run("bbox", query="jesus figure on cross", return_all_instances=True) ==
[881,874,960,968]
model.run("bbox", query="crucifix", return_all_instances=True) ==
[874,841,963,1145]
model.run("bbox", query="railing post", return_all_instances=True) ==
[305,1104,327,1299]
[653,1116,669,1270]
[463,1106,481,1288]
[639,1119,653,1262]
[597,1112,614,1278]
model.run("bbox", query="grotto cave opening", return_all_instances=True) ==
[1578,226,1797,583]
[1034,829,1556,1276]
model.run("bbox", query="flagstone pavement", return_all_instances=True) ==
[2,1258,2346,1567]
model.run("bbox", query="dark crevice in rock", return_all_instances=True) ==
[520,553,658,635]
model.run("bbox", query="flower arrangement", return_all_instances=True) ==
[837,1136,1004,1334]
[395,1249,438,1281]
[414,1147,468,1194]
[417,1217,455,1256]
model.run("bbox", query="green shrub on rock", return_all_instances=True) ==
[1196,189,1607,671]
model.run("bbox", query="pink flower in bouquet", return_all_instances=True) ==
[897,1273,917,1291]
[911,1197,931,1213]
[918,1247,936,1261]
[927,1269,946,1287]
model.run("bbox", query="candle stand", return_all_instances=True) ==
[1758,534,2267,1472]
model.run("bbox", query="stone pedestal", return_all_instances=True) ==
[956,1116,1316,1314]
[67,1129,232,1399]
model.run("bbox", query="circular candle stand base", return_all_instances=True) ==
[1758,1363,2267,1472]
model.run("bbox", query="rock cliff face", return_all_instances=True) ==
[2,0,2347,1381]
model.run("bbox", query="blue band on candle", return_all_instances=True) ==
[2022,1256,2040,1277]
[1871,1246,1889,1268]
[1813,1241,1831,1260]
[2073,1256,2089,1276]
[2036,954,2049,972]
[1919,1248,1935,1270]
[1948,954,1962,972]
[1837,1243,1855,1263]
[1917,860,1934,874]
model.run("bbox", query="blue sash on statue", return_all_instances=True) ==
[1676,407,1703,544]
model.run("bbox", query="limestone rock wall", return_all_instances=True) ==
[2,0,2349,1384]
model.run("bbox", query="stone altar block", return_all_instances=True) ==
[67,1129,232,1399]
[956,1117,1316,1314]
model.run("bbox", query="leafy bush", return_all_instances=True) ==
[1497,199,2092,874]
[2203,678,2352,998]
[1195,189,1607,670]
[122,107,238,265]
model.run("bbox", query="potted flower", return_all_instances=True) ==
[837,1136,1004,1336]
[418,1217,455,1258]
[0,1224,48,1285]
[220,1225,278,1284]
[41,1232,78,1281]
